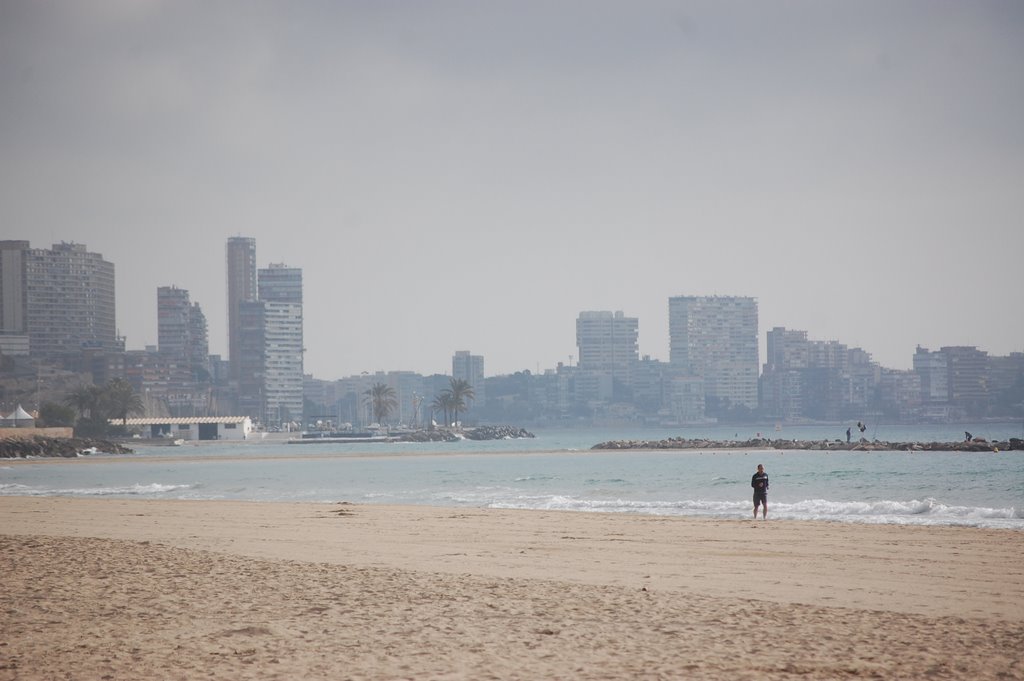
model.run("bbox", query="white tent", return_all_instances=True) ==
[10,404,34,427]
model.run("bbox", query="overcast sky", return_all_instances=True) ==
[2,1,1021,379]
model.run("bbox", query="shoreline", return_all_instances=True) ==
[4,433,1022,460]
[3,496,1022,619]
[593,435,1024,452]
[2,498,1022,679]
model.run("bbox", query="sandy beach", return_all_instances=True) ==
[2,497,1022,680]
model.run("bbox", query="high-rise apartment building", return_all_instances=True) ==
[761,327,808,421]
[226,236,257,381]
[943,346,989,412]
[669,295,758,410]
[227,236,305,427]
[913,345,991,418]
[575,311,639,402]
[113,286,214,417]
[761,326,882,422]
[256,264,304,426]
[452,350,485,409]
[0,241,29,336]
[157,286,209,370]
[988,352,1024,399]
[236,299,266,420]
[913,346,948,404]
[0,241,117,359]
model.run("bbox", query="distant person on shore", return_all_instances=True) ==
[965,431,973,442]
[751,464,769,520]
[846,428,851,443]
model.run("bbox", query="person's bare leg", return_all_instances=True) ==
[762,503,767,520]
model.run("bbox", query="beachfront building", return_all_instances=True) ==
[575,310,639,404]
[669,295,758,412]
[913,346,949,407]
[452,350,485,410]
[760,326,881,422]
[231,264,304,428]
[878,368,922,422]
[0,240,117,360]
[914,345,990,418]
[227,240,305,429]
[258,264,304,428]
[114,416,253,441]
[983,352,1024,401]
[760,327,809,422]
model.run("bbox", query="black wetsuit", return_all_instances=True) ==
[751,471,769,506]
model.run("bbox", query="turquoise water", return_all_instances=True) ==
[2,424,1022,529]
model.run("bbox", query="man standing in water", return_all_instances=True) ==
[751,464,769,519]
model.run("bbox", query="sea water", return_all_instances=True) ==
[2,424,1022,529]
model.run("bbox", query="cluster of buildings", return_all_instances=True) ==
[756,329,1022,423]
[0,238,305,429]
[307,299,1022,426]
[1,238,1022,428]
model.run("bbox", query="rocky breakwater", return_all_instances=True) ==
[592,436,1023,452]
[398,425,535,443]
[463,425,535,441]
[0,435,134,458]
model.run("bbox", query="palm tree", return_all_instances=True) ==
[104,378,145,425]
[64,384,103,420]
[448,378,475,427]
[431,392,454,428]
[363,383,398,427]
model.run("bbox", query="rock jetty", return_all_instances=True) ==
[398,425,535,443]
[592,436,1023,453]
[463,425,535,441]
[0,436,134,458]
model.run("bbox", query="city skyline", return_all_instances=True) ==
[2,236,1020,385]
[2,3,1021,378]
[1,239,1019,424]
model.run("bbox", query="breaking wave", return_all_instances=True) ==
[483,494,1022,529]
[0,482,195,497]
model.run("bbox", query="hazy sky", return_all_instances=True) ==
[2,1,1022,380]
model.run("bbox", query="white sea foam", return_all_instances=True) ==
[485,494,1022,529]
[0,482,194,497]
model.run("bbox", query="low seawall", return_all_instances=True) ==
[0,427,74,440]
